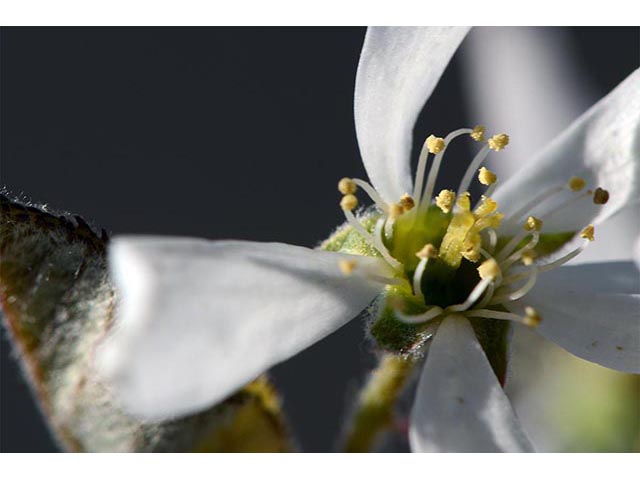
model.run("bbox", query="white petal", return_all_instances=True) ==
[354,26,470,203]
[494,69,640,234]
[409,315,534,452]
[510,262,640,373]
[97,237,386,421]
[461,27,594,179]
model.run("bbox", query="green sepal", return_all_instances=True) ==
[320,209,381,257]
[369,287,439,356]
[0,193,294,452]
[469,316,512,386]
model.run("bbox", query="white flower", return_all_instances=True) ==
[97,27,640,452]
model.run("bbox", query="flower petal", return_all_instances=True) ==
[461,27,594,179]
[409,315,534,452]
[510,262,640,373]
[97,237,387,421]
[354,26,470,203]
[494,69,640,234]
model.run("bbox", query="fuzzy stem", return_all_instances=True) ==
[342,354,416,452]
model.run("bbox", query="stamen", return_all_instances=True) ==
[523,306,542,328]
[435,189,456,213]
[456,192,471,212]
[485,228,498,253]
[421,128,473,211]
[524,216,543,232]
[416,243,438,260]
[426,135,446,154]
[457,144,491,195]
[340,194,358,211]
[351,178,389,212]
[447,277,493,312]
[412,133,447,208]
[465,308,536,327]
[395,305,444,325]
[490,268,538,304]
[501,179,577,229]
[477,258,501,280]
[338,259,357,275]
[501,235,540,271]
[474,282,495,310]
[461,233,481,262]
[338,177,357,195]
[536,225,595,273]
[474,196,498,216]
[387,203,404,221]
[342,209,402,270]
[478,167,497,186]
[384,204,404,241]
[337,258,403,286]
[413,244,438,300]
[482,182,498,200]
[487,133,509,151]
[496,229,539,262]
[541,190,591,222]
[399,193,415,212]
[580,224,595,241]
[568,176,586,192]
[470,125,485,142]
[520,249,537,266]
[593,187,610,205]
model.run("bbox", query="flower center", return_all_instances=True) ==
[326,125,609,335]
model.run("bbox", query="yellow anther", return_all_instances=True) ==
[462,235,481,263]
[524,216,543,232]
[568,176,586,192]
[426,135,446,154]
[521,249,538,266]
[388,203,404,221]
[593,187,610,205]
[338,177,357,195]
[456,192,471,212]
[475,213,504,231]
[580,224,595,241]
[416,243,438,260]
[488,133,510,151]
[477,258,501,280]
[474,196,498,217]
[435,189,456,214]
[338,259,357,275]
[523,306,542,328]
[399,193,415,212]
[340,194,358,211]
[478,167,497,185]
[470,125,486,142]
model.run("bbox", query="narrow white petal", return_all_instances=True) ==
[97,237,387,421]
[461,27,594,179]
[354,26,470,203]
[510,262,640,373]
[409,315,534,452]
[494,69,640,233]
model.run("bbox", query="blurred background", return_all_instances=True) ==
[1,27,638,452]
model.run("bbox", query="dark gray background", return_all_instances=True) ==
[1,27,638,452]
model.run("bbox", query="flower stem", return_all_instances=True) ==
[342,354,416,452]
